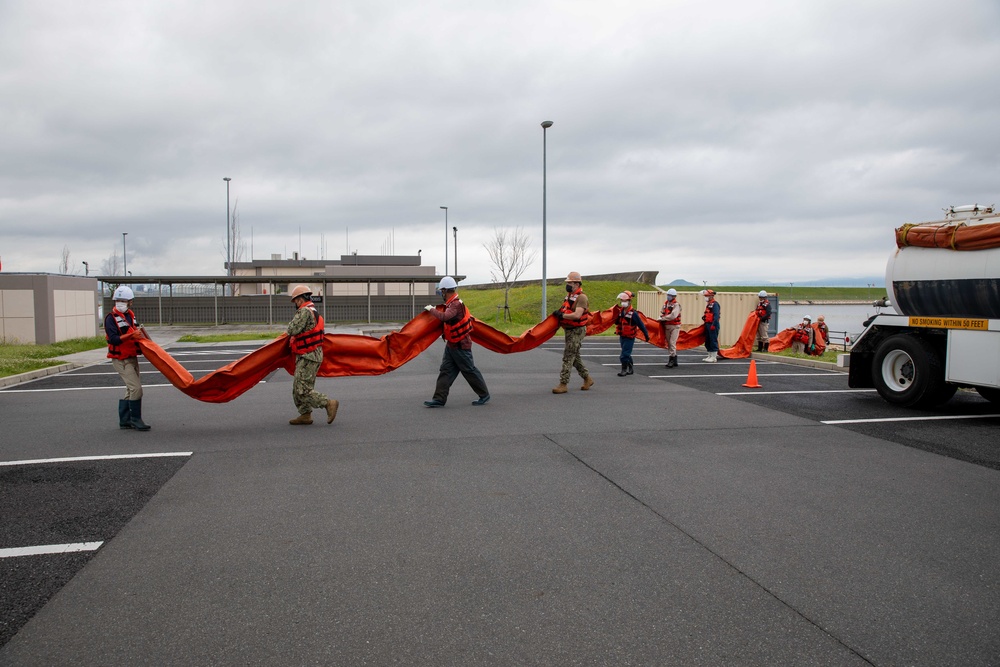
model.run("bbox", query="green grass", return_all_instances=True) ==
[177,331,285,343]
[462,280,653,335]
[0,336,107,378]
[675,285,887,302]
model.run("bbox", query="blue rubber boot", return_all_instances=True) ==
[118,399,133,429]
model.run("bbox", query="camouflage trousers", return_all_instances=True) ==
[559,326,590,384]
[293,357,329,415]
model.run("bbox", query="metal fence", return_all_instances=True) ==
[99,276,437,326]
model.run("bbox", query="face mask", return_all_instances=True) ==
[621,301,630,308]
[704,296,710,302]
[565,284,574,293]
[115,302,128,313]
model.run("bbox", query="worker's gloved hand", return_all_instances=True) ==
[552,309,563,320]
[809,344,815,353]
[424,304,436,312]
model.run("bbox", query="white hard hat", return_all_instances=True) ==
[438,276,458,290]
[666,288,677,296]
[113,286,134,301]
[758,290,768,297]
[803,315,812,322]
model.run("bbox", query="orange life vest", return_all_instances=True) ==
[615,306,639,338]
[793,324,811,344]
[702,300,718,324]
[442,294,474,343]
[290,302,325,355]
[755,299,771,321]
[560,288,591,328]
[660,300,681,325]
[106,310,140,359]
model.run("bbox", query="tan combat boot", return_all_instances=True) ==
[289,412,313,425]
[581,375,594,390]
[325,399,339,424]
[552,383,568,394]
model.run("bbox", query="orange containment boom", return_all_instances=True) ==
[895,221,1000,251]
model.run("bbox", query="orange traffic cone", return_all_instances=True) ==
[742,359,762,388]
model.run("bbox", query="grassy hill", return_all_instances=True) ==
[460,281,652,335]
[460,282,886,335]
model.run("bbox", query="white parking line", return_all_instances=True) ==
[0,383,176,394]
[651,373,843,379]
[0,542,104,559]
[0,452,193,467]
[822,413,1000,425]
[717,389,878,395]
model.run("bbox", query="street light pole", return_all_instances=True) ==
[122,232,128,277]
[224,177,232,281]
[541,120,553,320]
[440,206,448,275]
[82,261,89,276]
[453,226,458,276]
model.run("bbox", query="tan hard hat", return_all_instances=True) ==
[289,284,312,300]
[565,271,582,282]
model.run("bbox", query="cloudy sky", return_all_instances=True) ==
[2,0,998,286]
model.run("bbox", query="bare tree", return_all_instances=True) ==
[100,247,123,278]
[483,227,537,321]
[221,198,247,295]
[59,245,71,274]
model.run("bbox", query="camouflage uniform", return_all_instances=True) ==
[288,306,329,415]
[560,326,589,385]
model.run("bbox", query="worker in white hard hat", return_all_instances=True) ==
[658,288,682,368]
[286,285,339,425]
[614,291,650,377]
[422,277,490,407]
[754,290,772,352]
[104,285,150,430]
[790,315,815,355]
[551,271,594,393]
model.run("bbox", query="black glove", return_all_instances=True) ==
[552,309,563,320]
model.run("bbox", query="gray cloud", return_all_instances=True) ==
[2,0,998,284]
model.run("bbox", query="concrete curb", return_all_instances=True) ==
[751,352,845,373]
[0,363,83,388]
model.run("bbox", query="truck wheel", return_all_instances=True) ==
[976,387,1000,405]
[871,335,955,408]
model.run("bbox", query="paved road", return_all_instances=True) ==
[1,335,998,665]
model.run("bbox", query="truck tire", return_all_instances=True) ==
[976,387,1000,405]
[871,335,956,408]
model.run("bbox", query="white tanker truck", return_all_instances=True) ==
[848,204,1000,408]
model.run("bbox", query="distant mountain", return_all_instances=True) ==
[667,278,698,286]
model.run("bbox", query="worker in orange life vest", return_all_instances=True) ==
[287,285,339,425]
[614,290,650,376]
[658,288,682,368]
[701,289,721,362]
[754,290,772,352]
[790,315,816,355]
[422,276,490,407]
[816,315,830,346]
[551,271,594,394]
[104,285,150,430]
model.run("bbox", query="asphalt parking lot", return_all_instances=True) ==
[1,335,998,665]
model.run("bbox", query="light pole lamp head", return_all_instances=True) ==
[541,120,553,129]
[223,177,231,183]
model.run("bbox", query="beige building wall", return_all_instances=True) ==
[0,275,99,345]
[637,290,770,347]
[54,289,100,340]
[0,289,36,344]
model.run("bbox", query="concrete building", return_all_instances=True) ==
[230,254,443,297]
[0,273,99,345]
